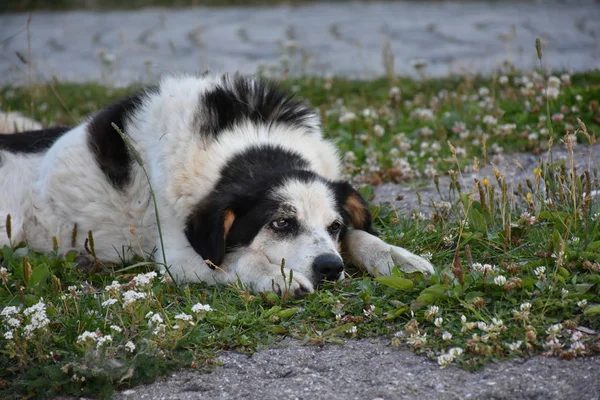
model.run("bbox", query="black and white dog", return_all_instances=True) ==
[0,74,433,295]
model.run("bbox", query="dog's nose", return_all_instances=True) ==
[313,254,344,281]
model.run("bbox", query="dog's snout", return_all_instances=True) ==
[313,254,344,281]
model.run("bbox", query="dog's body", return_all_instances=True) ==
[0,74,433,295]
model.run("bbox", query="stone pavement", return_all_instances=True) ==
[1,0,599,87]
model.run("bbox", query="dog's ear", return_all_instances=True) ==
[334,181,376,235]
[185,202,236,269]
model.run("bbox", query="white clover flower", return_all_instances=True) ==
[346,326,357,334]
[571,341,585,353]
[77,330,99,345]
[508,341,523,351]
[101,298,118,307]
[110,325,123,333]
[411,108,435,121]
[460,315,467,324]
[543,87,560,100]
[122,290,146,306]
[125,341,136,353]
[448,347,463,358]
[477,322,488,331]
[338,111,356,124]
[361,108,375,119]
[373,124,385,137]
[575,94,583,102]
[389,86,401,100]
[363,305,376,318]
[499,76,509,85]
[132,271,157,288]
[96,334,113,349]
[482,115,497,125]
[434,317,444,327]
[437,353,454,368]
[547,324,562,336]
[425,305,440,319]
[534,266,546,279]
[548,76,561,88]
[478,87,490,97]
[406,332,427,347]
[571,330,583,342]
[520,302,532,312]
[494,275,507,286]
[577,299,588,308]
[561,288,569,297]
[442,331,452,341]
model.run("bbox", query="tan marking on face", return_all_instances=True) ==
[345,192,367,229]
[223,209,236,239]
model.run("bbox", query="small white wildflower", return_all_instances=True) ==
[411,108,435,121]
[520,302,532,312]
[420,251,433,261]
[571,330,583,342]
[460,315,467,324]
[174,313,194,326]
[508,341,523,351]
[478,87,490,97]
[482,115,497,125]
[122,290,146,306]
[437,353,454,368]
[389,86,401,100]
[149,313,164,325]
[4,330,14,340]
[547,324,562,336]
[132,271,157,288]
[477,322,488,331]
[96,334,113,349]
[494,275,507,286]
[575,94,583,102]
[534,266,546,279]
[346,326,357,334]
[373,124,385,137]
[101,298,118,307]
[434,317,444,327]
[548,76,561,88]
[109,325,123,333]
[442,331,452,341]
[125,341,136,353]
[544,86,560,100]
[499,76,509,85]
[363,305,376,318]
[425,305,440,319]
[561,288,569,297]
[338,111,356,124]
[105,281,122,292]
[448,347,463,358]
[191,303,213,313]
[577,299,588,308]
[77,331,99,345]
[571,341,586,353]
[406,332,428,347]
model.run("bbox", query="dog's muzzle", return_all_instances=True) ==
[312,253,344,282]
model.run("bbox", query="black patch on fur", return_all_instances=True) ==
[185,145,313,267]
[87,89,155,190]
[198,76,317,137]
[0,127,70,154]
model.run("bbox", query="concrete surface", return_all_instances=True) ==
[1,0,599,86]
[112,338,600,400]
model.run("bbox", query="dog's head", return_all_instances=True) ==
[185,170,375,286]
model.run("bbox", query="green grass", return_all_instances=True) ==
[1,71,600,398]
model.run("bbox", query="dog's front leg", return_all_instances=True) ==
[220,249,314,297]
[343,230,435,276]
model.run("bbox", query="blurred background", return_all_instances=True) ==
[1,0,598,86]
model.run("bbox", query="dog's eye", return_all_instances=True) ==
[328,221,342,234]
[270,218,293,231]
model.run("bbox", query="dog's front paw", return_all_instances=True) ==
[254,267,314,297]
[345,230,435,276]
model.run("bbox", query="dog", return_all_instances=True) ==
[0,74,434,296]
